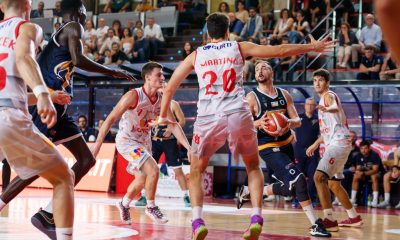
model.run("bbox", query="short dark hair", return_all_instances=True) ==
[61,0,83,13]
[313,68,330,81]
[141,61,163,80]
[359,140,371,147]
[206,13,229,40]
[364,45,376,52]
[78,115,87,121]
[392,165,399,171]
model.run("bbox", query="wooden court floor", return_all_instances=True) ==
[0,189,399,240]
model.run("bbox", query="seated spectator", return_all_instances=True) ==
[275,36,297,82]
[351,140,383,207]
[356,45,382,80]
[132,29,150,63]
[243,36,269,81]
[112,20,123,39]
[377,146,400,209]
[83,44,94,60]
[337,22,359,68]
[380,53,400,80]
[97,119,114,143]
[111,42,128,64]
[86,34,98,52]
[358,14,382,52]
[120,27,135,58]
[99,29,121,55]
[259,0,274,30]
[96,18,110,47]
[327,0,354,24]
[78,115,96,142]
[309,0,326,27]
[290,0,309,18]
[93,51,104,64]
[182,42,193,59]
[103,0,131,13]
[83,20,96,42]
[144,17,165,60]
[31,1,45,18]
[292,10,310,43]
[53,22,61,35]
[272,8,295,43]
[235,0,249,24]
[228,12,243,41]
[157,0,173,8]
[132,20,143,37]
[53,1,62,17]
[218,2,230,17]
[234,0,259,10]
[103,49,112,65]
[135,0,157,12]
[240,7,263,42]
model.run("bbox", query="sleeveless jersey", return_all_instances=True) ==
[194,41,248,117]
[0,17,29,110]
[37,22,75,95]
[251,87,292,147]
[116,87,161,148]
[151,100,178,140]
[318,90,350,147]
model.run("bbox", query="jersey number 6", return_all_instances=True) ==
[203,68,237,95]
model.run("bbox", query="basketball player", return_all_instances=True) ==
[306,69,363,232]
[0,0,74,239]
[158,12,335,240]
[237,61,330,237]
[0,0,134,237]
[91,62,191,225]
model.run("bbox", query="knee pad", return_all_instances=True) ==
[293,173,310,202]
[272,181,294,197]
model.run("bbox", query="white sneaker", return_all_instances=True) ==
[284,196,293,202]
[350,199,358,207]
[145,206,168,224]
[377,201,390,209]
[395,202,400,209]
[370,200,378,208]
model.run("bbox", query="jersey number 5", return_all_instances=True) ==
[0,53,9,91]
[203,68,237,95]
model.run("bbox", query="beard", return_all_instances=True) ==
[256,73,268,83]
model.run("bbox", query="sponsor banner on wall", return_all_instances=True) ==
[0,143,115,192]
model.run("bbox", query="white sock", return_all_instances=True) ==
[192,206,203,220]
[323,208,334,221]
[263,186,269,195]
[56,227,73,240]
[243,186,250,195]
[122,195,132,208]
[346,207,358,218]
[147,200,155,207]
[0,199,6,211]
[303,204,318,224]
[351,190,357,201]
[384,193,390,202]
[141,189,146,197]
[251,207,262,217]
[44,201,53,214]
[372,192,378,202]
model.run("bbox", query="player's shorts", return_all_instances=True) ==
[152,138,182,168]
[29,104,82,145]
[116,139,152,175]
[191,110,258,159]
[317,144,352,180]
[0,107,67,180]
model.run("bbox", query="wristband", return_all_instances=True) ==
[33,85,49,98]
[158,116,168,124]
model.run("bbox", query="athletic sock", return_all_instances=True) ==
[56,227,73,240]
[323,208,335,221]
[147,200,156,207]
[384,193,390,203]
[351,190,357,202]
[192,206,203,220]
[346,207,358,218]
[122,195,132,208]
[251,207,262,217]
[141,189,146,197]
[243,186,249,195]
[303,204,318,224]
[44,201,53,214]
[263,186,269,196]
[372,191,378,203]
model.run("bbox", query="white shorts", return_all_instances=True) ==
[317,145,352,179]
[191,110,258,159]
[0,108,66,180]
[116,140,151,175]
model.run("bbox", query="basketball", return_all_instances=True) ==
[263,112,288,137]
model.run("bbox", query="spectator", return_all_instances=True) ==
[358,14,382,51]
[132,29,150,63]
[228,12,243,41]
[83,20,96,42]
[192,0,206,13]
[272,8,295,43]
[292,10,310,43]
[275,36,297,82]
[103,0,131,13]
[120,27,135,58]
[259,0,274,31]
[31,1,45,18]
[327,0,354,24]
[103,49,112,65]
[218,2,230,17]
[53,22,61,35]
[93,51,104,64]
[356,45,382,80]
[309,0,326,27]
[351,140,383,207]
[243,36,269,81]
[78,115,96,142]
[97,120,114,143]
[132,20,143,37]
[99,29,121,55]
[235,0,249,24]
[377,146,400,209]
[95,18,110,47]
[112,20,123,39]
[157,0,173,8]
[144,17,165,60]
[182,42,193,59]
[53,1,62,17]
[135,0,156,12]
[290,0,309,19]
[111,42,128,64]
[86,34,98,53]
[240,7,263,42]
[380,53,400,80]
[337,22,359,68]
[83,44,94,60]
[234,0,259,10]
[293,97,320,202]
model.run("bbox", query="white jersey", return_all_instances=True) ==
[116,87,161,150]
[194,41,248,117]
[318,90,351,147]
[0,17,29,110]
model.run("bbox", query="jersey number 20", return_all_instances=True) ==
[0,53,9,91]
[203,68,237,95]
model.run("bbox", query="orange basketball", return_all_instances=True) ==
[263,112,288,137]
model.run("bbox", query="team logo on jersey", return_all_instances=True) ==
[193,134,200,144]
[130,147,145,160]
[279,100,285,105]
[54,60,75,89]
[271,101,279,107]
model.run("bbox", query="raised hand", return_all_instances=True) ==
[309,34,336,53]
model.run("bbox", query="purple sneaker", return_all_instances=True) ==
[191,218,208,240]
[242,215,263,240]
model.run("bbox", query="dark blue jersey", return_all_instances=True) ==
[37,23,75,95]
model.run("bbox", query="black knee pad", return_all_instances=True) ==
[293,173,310,202]
[272,181,295,197]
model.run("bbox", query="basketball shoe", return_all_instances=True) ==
[192,218,208,240]
[242,214,263,240]
[116,201,132,224]
[310,218,332,237]
[31,208,56,240]
[145,206,168,224]
[236,185,250,209]
[338,215,363,227]
[321,218,339,232]
[135,196,147,206]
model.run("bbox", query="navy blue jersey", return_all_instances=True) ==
[251,87,292,149]
[37,23,75,95]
